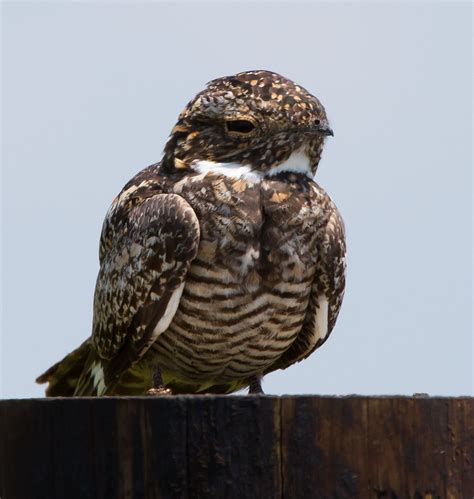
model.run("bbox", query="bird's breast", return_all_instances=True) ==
[153,172,321,385]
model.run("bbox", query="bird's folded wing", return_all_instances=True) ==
[266,194,346,372]
[75,193,200,395]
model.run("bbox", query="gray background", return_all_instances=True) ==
[2,2,472,398]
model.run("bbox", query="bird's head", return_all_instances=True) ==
[163,70,333,178]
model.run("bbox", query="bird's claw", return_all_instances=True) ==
[147,386,173,396]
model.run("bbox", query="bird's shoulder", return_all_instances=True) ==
[99,162,178,262]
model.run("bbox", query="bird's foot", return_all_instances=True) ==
[248,375,264,395]
[148,369,172,395]
[147,386,173,396]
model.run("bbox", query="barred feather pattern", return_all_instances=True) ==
[140,169,342,393]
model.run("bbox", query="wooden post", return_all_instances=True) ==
[0,396,472,498]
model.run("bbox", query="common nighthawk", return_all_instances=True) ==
[37,70,346,396]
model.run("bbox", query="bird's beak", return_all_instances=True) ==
[315,122,334,137]
[301,122,334,137]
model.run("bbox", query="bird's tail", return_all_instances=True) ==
[72,349,108,396]
[36,339,92,397]
[37,340,151,396]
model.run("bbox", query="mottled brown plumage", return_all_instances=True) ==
[37,70,346,396]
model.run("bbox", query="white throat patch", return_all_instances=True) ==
[266,148,313,178]
[191,149,313,182]
[192,160,262,184]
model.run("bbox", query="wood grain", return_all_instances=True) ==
[0,396,472,499]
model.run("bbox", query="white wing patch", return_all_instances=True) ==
[90,284,185,395]
[152,282,185,338]
[314,296,329,342]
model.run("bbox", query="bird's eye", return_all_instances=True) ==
[314,119,321,126]
[225,119,256,135]
[174,131,189,141]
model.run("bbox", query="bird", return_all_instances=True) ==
[36,70,346,397]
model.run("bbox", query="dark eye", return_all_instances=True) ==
[314,119,321,126]
[226,119,256,134]
[174,130,189,142]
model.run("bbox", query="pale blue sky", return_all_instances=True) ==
[2,2,472,398]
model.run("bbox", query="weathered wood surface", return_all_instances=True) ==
[0,396,472,499]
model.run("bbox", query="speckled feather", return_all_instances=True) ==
[37,70,346,396]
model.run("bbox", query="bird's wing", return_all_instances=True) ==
[266,189,346,373]
[75,192,200,395]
